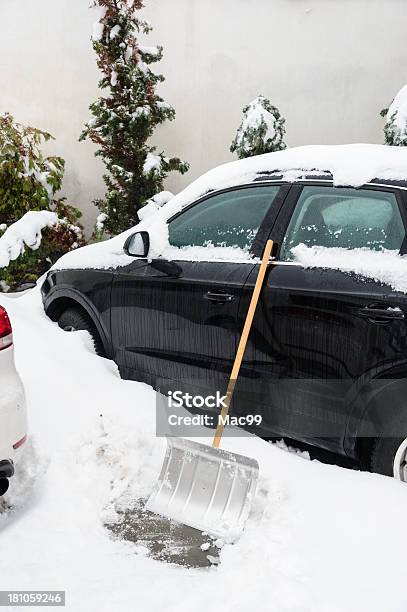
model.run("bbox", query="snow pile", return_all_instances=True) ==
[0,211,58,269]
[53,144,407,272]
[1,287,407,611]
[271,438,311,461]
[292,244,407,293]
[384,84,407,146]
[138,191,174,221]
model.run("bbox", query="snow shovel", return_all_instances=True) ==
[146,240,274,542]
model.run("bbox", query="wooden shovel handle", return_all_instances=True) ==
[212,239,274,448]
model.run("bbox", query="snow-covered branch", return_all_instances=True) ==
[383,84,407,146]
[0,211,59,269]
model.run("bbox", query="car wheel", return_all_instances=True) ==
[370,437,407,482]
[58,307,105,357]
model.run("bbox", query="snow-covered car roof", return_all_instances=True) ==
[161,143,407,208]
[52,144,407,272]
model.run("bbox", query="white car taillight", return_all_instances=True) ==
[0,306,13,350]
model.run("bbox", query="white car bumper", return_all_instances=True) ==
[0,345,28,466]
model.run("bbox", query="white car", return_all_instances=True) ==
[0,305,28,495]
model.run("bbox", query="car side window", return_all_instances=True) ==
[280,186,405,261]
[168,186,280,252]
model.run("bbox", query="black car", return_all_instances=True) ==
[41,173,407,482]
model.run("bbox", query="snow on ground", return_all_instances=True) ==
[53,144,407,272]
[292,244,407,294]
[1,287,407,611]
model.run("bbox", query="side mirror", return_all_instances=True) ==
[124,231,150,258]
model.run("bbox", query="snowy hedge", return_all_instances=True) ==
[0,210,64,269]
[0,114,84,291]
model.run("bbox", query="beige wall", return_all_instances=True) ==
[1,0,407,231]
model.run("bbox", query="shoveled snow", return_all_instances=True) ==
[292,244,407,294]
[1,286,407,611]
[0,211,58,269]
[53,144,407,272]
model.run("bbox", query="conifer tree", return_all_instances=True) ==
[81,0,189,236]
[381,84,407,147]
[231,96,287,159]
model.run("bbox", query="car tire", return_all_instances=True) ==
[58,307,105,357]
[370,437,407,482]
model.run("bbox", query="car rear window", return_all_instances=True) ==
[280,186,405,260]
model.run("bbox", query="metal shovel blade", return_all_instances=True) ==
[146,437,259,542]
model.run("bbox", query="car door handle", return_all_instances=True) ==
[356,306,405,321]
[204,291,236,304]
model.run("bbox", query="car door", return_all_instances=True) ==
[239,182,407,454]
[111,184,289,393]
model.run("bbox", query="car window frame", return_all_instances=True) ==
[268,181,407,261]
[166,183,291,259]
